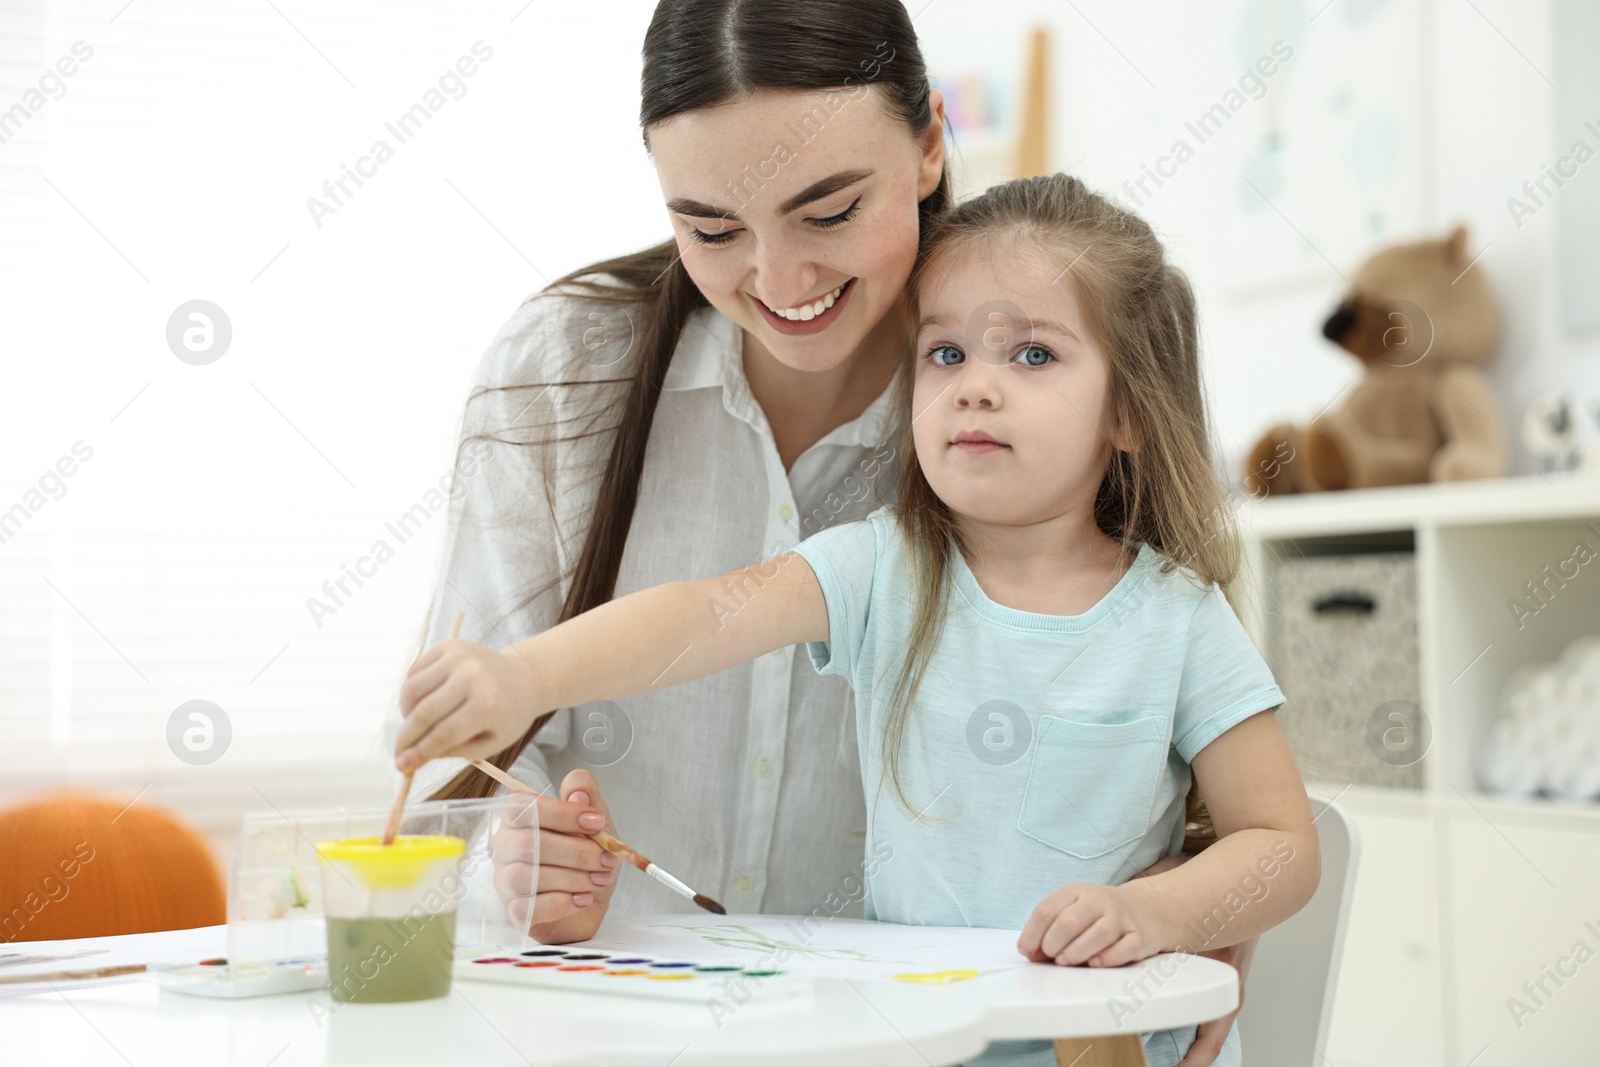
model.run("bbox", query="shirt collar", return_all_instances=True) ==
[664,304,905,450]
[662,305,738,393]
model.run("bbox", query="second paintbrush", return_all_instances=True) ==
[588,831,726,916]
[469,758,726,916]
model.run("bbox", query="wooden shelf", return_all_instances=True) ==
[1238,471,1600,539]
[1237,472,1600,1066]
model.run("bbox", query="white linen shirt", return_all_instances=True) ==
[402,290,906,919]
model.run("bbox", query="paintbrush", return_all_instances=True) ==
[0,957,231,986]
[469,757,726,916]
[0,963,148,985]
[384,610,465,846]
[589,831,727,916]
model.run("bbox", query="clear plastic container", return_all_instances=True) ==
[220,794,538,1001]
[315,835,466,1003]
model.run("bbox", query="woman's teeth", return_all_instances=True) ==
[766,285,844,321]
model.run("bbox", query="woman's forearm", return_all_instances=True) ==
[1120,828,1319,954]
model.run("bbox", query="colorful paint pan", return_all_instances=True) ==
[457,951,812,1003]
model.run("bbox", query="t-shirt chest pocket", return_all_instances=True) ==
[1016,714,1170,860]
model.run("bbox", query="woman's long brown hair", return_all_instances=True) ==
[426,0,952,802]
[885,174,1239,851]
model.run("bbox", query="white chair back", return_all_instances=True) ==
[1236,793,1362,1066]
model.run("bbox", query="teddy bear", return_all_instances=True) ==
[1244,225,1507,495]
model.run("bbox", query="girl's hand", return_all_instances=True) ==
[1017,882,1170,968]
[490,770,623,944]
[395,641,548,771]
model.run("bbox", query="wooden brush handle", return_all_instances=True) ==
[469,759,649,873]
[385,611,465,845]
[591,832,650,873]
[471,758,539,796]
[0,964,146,985]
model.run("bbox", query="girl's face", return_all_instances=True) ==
[911,241,1131,531]
[648,88,944,373]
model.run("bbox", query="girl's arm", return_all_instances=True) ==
[395,551,829,769]
[1019,709,1318,968]
[1117,709,1321,953]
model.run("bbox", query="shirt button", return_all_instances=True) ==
[778,503,795,522]
[755,757,772,777]
[737,877,754,894]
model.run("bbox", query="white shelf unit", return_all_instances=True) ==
[1236,473,1600,1067]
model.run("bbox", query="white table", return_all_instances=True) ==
[2,915,1238,1066]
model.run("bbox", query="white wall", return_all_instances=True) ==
[4,0,1594,897]
[0,0,676,841]
[915,0,1600,478]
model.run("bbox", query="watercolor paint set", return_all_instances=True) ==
[156,958,330,998]
[455,947,813,1002]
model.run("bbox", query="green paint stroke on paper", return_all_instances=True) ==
[652,923,927,964]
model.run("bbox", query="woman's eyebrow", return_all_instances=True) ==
[777,169,872,214]
[665,169,874,222]
[666,197,736,220]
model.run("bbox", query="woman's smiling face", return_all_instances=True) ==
[647,87,944,372]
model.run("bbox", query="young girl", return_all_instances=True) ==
[395,173,1319,1067]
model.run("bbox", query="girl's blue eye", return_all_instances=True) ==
[1015,344,1054,367]
[927,344,963,367]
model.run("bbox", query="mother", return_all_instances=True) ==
[407,2,1241,1063]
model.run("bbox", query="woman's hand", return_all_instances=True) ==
[1129,852,1248,1067]
[1171,940,1249,1067]
[490,769,622,943]
[1016,882,1171,968]
[395,641,548,771]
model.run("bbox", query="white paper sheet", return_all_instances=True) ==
[0,925,226,998]
[572,913,1035,981]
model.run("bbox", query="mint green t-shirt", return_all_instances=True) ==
[791,507,1282,1067]
[792,505,1285,927]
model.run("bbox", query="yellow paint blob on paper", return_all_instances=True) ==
[889,969,980,984]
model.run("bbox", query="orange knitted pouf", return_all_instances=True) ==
[0,791,226,943]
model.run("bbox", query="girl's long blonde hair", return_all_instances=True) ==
[885,173,1239,851]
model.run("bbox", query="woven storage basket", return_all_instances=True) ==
[1265,551,1425,788]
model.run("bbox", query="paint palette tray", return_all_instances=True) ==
[456,947,813,1002]
[156,959,330,998]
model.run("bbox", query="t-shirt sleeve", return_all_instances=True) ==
[790,514,881,683]
[1171,584,1286,763]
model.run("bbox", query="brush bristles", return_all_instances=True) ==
[693,893,726,915]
